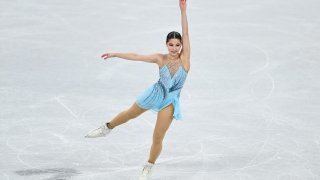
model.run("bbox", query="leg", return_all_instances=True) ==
[85,102,147,138]
[107,103,148,129]
[148,104,174,164]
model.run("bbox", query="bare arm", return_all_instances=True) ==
[179,0,191,70]
[101,52,162,64]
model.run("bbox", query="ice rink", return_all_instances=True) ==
[1,0,320,179]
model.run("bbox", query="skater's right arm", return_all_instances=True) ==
[101,52,163,64]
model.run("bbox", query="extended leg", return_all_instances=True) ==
[85,103,147,138]
[107,103,147,129]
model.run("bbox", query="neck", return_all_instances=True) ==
[168,54,179,60]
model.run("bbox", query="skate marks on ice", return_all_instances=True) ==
[15,168,79,180]
[53,96,79,120]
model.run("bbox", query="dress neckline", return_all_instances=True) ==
[160,64,187,79]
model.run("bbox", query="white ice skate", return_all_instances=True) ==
[85,123,111,138]
[139,162,154,180]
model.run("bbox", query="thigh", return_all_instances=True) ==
[127,102,148,118]
[153,104,174,139]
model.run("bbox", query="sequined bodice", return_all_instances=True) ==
[158,59,188,93]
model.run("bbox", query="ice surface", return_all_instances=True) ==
[1,0,320,179]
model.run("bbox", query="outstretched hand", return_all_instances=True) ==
[179,0,187,11]
[101,53,113,60]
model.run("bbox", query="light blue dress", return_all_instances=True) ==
[136,58,188,120]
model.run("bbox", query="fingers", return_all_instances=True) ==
[101,53,109,60]
[179,0,186,7]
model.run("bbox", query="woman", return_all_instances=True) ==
[85,0,190,179]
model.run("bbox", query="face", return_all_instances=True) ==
[166,38,182,57]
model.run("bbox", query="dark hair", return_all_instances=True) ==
[166,31,182,44]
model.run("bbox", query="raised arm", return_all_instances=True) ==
[101,52,162,64]
[179,0,190,70]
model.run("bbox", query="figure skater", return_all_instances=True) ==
[85,0,190,179]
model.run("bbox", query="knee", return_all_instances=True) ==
[153,132,165,145]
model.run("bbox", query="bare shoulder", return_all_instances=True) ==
[179,53,190,72]
[137,53,164,65]
[156,54,167,67]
